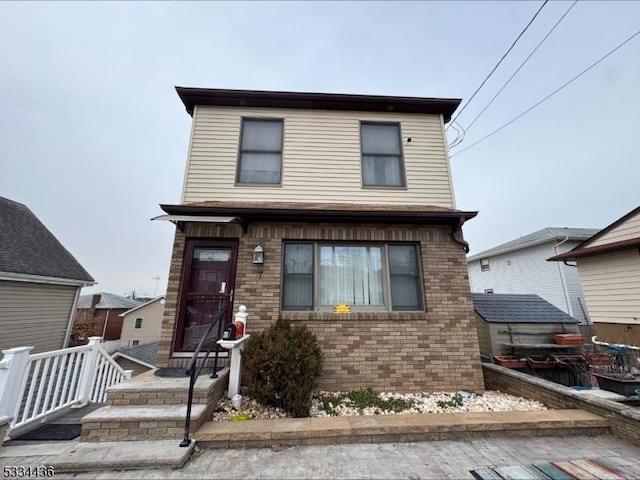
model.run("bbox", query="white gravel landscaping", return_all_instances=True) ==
[211,390,547,421]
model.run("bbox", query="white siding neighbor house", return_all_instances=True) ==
[0,196,95,353]
[119,296,166,348]
[467,228,599,324]
[549,206,640,346]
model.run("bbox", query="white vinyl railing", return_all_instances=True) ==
[0,337,131,439]
[100,339,122,354]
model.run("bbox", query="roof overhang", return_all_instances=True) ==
[151,214,246,233]
[157,203,477,227]
[548,237,640,261]
[175,87,462,123]
[154,202,478,252]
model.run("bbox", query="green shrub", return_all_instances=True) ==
[242,317,323,417]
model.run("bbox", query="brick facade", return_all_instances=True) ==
[157,221,484,393]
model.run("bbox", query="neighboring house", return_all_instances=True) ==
[152,87,484,393]
[467,228,599,324]
[112,341,159,377]
[72,293,143,344]
[0,196,95,353]
[119,296,166,348]
[549,206,640,346]
[472,293,580,359]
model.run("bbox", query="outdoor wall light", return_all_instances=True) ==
[252,244,264,264]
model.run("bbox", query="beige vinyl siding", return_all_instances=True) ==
[577,250,640,325]
[119,299,165,347]
[0,280,78,353]
[589,210,640,247]
[182,106,454,207]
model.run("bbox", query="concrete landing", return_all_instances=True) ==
[196,409,609,449]
[52,439,194,472]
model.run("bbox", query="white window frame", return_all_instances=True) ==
[282,242,424,312]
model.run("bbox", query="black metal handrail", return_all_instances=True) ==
[180,308,227,447]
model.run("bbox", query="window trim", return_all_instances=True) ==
[235,117,284,186]
[480,258,490,272]
[134,318,143,330]
[281,241,424,313]
[131,340,140,346]
[359,121,407,189]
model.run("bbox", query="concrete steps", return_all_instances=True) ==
[53,440,195,472]
[82,404,207,441]
[80,368,229,442]
[195,409,609,449]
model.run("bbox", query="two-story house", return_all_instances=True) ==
[549,206,640,346]
[467,228,598,324]
[153,87,484,393]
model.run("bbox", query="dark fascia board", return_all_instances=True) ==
[175,87,462,123]
[159,203,477,226]
[548,237,640,261]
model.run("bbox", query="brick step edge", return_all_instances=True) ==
[198,426,610,449]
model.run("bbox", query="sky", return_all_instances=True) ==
[1,1,639,298]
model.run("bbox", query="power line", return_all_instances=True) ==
[447,0,549,129]
[449,29,640,158]
[464,0,579,134]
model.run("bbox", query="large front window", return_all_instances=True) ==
[282,243,423,311]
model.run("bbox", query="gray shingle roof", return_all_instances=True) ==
[472,293,579,324]
[467,227,599,262]
[77,292,143,309]
[0,196,94,282]
[115,341,159,367]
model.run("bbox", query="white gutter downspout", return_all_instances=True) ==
[63,287,82,348]
[553,237,572,316]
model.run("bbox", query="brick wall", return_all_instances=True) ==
[483,363,640,446]
[157,221,484,393]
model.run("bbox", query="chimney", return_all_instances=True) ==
[91,294,101,309]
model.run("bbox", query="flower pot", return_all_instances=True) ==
[554,334,585,346]
[527,356,556,369]
[493,355,526,369]
[594,373,640,397]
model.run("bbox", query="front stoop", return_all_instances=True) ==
[195,409,609,449]
[81,368,229,442]
[52,440,194,472]
[82,404,207,441]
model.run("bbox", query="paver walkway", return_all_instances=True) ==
[3,434,640,479]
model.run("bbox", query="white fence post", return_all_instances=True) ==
[75,337,102,407]
[0,346,34,420]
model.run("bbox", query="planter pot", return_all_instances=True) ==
[553,354,587,366]
[493,355,526,369]
[594,373,640,397]
[527,356,556,369]
[585,353,614,366]
[554,334,585,346]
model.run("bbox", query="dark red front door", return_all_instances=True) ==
[174,239,238,352]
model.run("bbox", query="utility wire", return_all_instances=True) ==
[449,29,640,158]
[464,0,579,133]
[447,0,549,129]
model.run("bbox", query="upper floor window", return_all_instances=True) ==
[134,318,143,329]
[282,242,423,312]
[361,122,406,187]
[480,258,490,272]
[237,118,283,184]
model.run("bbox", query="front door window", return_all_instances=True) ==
[175,240,238,352]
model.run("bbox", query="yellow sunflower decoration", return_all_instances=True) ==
[334,303,351,314]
